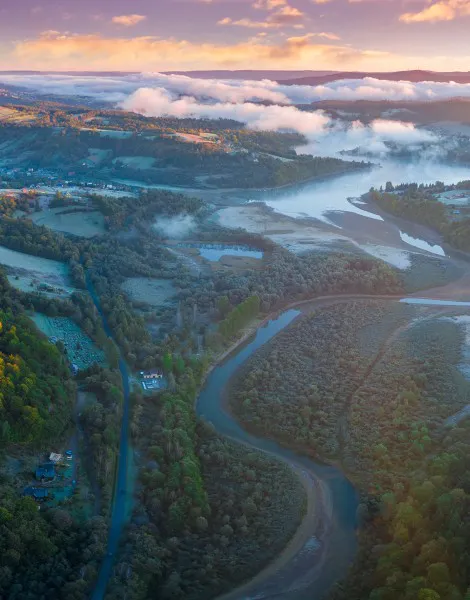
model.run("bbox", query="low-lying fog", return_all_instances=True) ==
[0,72,467,158]
[3,72,470,247]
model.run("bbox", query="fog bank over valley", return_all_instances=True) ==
[2,71,465,158]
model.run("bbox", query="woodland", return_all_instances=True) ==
[230,301,470,600]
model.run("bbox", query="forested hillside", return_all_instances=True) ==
[0,311,73,444]
[0,272,107,599]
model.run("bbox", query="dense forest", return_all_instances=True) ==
[0,272,107,598]
[0,310,73,445]
[78,365,124,511]
[230,301,415,459]
[0,490,107,599]
[91,188,206,231]
[105,371,306,600]
[230,300,470,600]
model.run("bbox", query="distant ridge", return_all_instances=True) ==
[282,70,470,86]
[0,69,335,80]
[163,70,338,81]
[2,69,470,85]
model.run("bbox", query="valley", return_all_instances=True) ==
[0,72,470,600]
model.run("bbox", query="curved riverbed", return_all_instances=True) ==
[196,294,470,600]
[197,307,359,600]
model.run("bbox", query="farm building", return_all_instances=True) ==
[140,370,163,380]
[139,370,167,392]
[35,462,55,481]
[23,487,49,502]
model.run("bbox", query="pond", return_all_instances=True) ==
[178,243,263,262]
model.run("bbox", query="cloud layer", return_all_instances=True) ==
[400,0,470,23]
[0,71,446,158]
[4,71,470,105]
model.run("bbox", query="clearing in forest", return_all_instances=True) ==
[0,245,68,275]
[121,277,176,307]
[30,208,106,237]
[31,314,106,370]
[0,245,74,299]
[113,155,156,169]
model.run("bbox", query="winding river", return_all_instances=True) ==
[91,155,470,599]
[194,157,470,599]
[197,306,358,600]
[197,292,470,599]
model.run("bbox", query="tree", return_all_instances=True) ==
[418,590,441,600]
[427,563,450,587]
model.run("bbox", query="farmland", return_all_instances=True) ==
[0,106,36,124]
[7,272,75,299]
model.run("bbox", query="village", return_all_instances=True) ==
[0,165,136,198]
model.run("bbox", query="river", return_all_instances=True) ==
[196,293,470,600]
[261,158,470,224]
[197,306,359,600]
[87,274,132,600]
[91,157,470,599]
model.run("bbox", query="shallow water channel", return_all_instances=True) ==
[197,308,359,600]
[196,294,470,599]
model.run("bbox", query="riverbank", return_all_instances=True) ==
[360,192,470,262]
[197,295,416,600]
[115,163,370,200]
[197,284,470,600]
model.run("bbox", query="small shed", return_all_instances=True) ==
[49,452,63,464]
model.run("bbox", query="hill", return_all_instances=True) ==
[283,70,470,86]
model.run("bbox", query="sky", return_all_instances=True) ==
[0,0,469,72]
